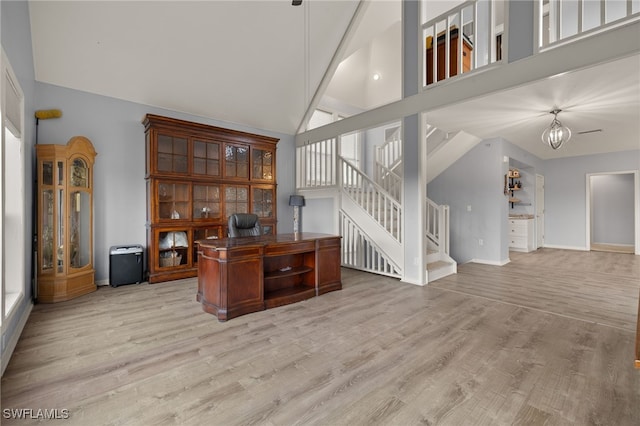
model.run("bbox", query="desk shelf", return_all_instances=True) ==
[264,286,316,309]
[197,233,341,321]
[264,265,313,280]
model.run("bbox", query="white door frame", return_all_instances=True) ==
[535,174,545,248]
[585,170,640,255]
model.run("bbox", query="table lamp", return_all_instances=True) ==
[289,195,305,234]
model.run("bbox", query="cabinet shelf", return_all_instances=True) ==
[264,265,313,280]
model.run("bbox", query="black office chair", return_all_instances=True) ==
[228,213,262,237]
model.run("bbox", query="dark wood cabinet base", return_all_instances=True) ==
[197,233,342,321]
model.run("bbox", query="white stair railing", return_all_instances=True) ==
[340,211,401,278]
[374,162,402,202]
[426,198,450,257]
[374,133,403,202]
[375,136,402,169]
[340,157,402,243]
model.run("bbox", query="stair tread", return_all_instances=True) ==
[427,260,455,271]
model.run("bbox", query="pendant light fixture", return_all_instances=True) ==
[541,108,571,150]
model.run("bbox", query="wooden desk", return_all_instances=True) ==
[197,233,342,321]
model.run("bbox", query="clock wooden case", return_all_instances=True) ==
[36,136,97,302]
[143,114,279,283]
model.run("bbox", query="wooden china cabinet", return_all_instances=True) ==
[36,136,97,302]
[143,114,279,283]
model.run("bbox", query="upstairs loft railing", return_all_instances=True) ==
[296,137,337,189]
[296,138,402,243]
[540,0,640,49]
[422,0,503,87]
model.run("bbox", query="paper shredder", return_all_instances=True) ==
[109,245,144,287]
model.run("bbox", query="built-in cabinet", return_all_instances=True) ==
[144,114,279,283]
[508,218,535,252]
[36,136,96,302]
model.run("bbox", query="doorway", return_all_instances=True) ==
[586,171,639,254]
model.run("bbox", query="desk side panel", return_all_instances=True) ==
[198,246,264,321]
[316,237,342,295]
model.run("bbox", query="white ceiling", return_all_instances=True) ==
[29,1,639,160]
[427,53,640,160]
[29,0,360,135]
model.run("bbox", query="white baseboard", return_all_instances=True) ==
[469,258,510,266]
[2,301,33,376]
[543,244,588,251]
[400,277,428,286]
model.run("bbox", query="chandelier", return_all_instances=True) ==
[541,109,571,150]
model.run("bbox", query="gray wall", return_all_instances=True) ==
[302,196,337,234]
[591,173,635,245]
[35,82,296,283]
[428,139,505,265]
[508,0,535,62]
[544,150,639,249]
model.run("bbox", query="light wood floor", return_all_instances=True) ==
[2,248,639,425]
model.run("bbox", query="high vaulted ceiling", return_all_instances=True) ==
[29,0,361,135]
[29,1,639,160]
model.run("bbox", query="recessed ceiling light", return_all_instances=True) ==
[373,73,381,81]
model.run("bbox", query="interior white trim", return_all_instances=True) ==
[1,301,32,376]
[469,258,510,266]
[585,170,639,255]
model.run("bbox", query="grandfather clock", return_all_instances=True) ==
[36,136,97,303]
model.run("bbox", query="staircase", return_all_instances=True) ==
[372,133,457,282]
[425,124,482,183]
[426,198,457,281]
[340,157,402,278]
[295,122,479,283]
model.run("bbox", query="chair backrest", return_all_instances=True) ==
[228,213,262,237]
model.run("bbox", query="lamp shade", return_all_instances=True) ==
[289,195,305,207]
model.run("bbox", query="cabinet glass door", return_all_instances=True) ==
[158,182,190,220]
[157,134,188,173]
[41,160,54,271]
[57,160,65,274]
[192,227,222,265]
[224,185,249,218]
[70,190,91,269]
[252,148,274,180]
[193,140,220,176]
[252,187,274,218]
[157,229,189,268]
[224,144,249,178]
[193,184,221,219]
